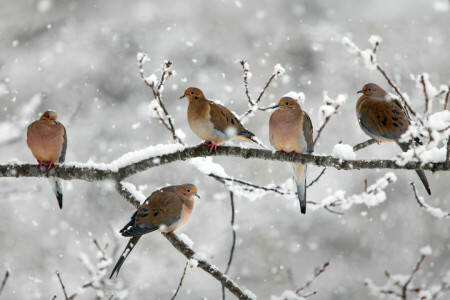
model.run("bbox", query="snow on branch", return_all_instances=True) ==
[137,53,183,144]
[117,183,256,300]
[315,172,396,213]
[313,92,347,148]
[365,246,450,299]
[1,145,448,183]
[410,182,450,219]
[238,60,285,120]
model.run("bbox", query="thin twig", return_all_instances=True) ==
[401,254,426,299]
[444,88,450,110]
[222,191,237,300]
[306,168,327,188]
[239,60,281,119]
[171,262,189,300]
[0,271,9,296]
[296,261,330,295]
[313,103,342,148]
[56,272,77,300]
[420,75,430,113]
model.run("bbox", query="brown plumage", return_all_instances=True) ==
[356,83,431,195]
[110,184,199,278]
[180,87,259,151]
[269,97,313,213]
[27,110,67,208]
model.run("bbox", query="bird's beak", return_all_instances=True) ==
[195,193,200,199]
[179,95,186,99]
[357,90,363,94]
[269,104,280,109]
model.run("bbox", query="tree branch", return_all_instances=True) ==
[171,262,188,300]
[0,271,9,296]
[1,145,447,183]
[223,191,237,300]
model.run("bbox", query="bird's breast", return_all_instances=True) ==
[269,110,305,153]
[27,122,64,162]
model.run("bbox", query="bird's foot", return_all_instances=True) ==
[45,162,55,169]
[208,143,218,152]
[196,141,219,152]
[277,150,287,156]
[289,151,298,159]
[37,162,45,169]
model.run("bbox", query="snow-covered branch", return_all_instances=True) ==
[365,246,449,299]
[1,144,448,183]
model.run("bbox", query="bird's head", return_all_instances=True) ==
[179,184,200,200]
[270,97,301,111]
[180,87,205,102]
[357,83,385,96]
[40,110,58,121]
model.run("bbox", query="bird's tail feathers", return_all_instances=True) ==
[235,134,268,148]
[292,163,307,214]
[50,178,63,209]
[110,236,141,279]
[397,142,431,195]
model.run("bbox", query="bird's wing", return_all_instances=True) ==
[120,190,183,237]
[302,112,314,153]
[358,97,409,141]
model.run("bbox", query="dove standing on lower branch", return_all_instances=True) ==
[27,110,67,209]
[180,87,261,152]
[269,97,314,214]
[110,184,199,278]
[356,83,431,195]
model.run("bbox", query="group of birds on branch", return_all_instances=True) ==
[25,82,431,278]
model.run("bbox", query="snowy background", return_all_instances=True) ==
[0,0,449,299]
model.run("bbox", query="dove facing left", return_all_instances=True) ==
[181,87,261,152]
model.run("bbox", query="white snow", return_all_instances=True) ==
[178,233,194,248]
[368,35,382,47]
[273,63,285,77]
[271,290,304,300]
[120,181,147,203]
[420,245,432,256]
[331,144,356,160]
[283,91,305,104]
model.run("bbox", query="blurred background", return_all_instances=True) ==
[0,0,449,299]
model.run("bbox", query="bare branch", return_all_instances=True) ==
[296,261,330,295]
[444,88,450,110]
[222,191,237,300]
[239,60,254,106]
[0,271,9,296]
[117,182,255,299]
[402,254,426,299]
[420,74,430,113]
[306,168,327,188]
[56,272,77,300]
[171,262,189,300]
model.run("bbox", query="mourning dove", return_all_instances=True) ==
[110,184,200,278]
[180,87,260,152]
[269,97,313,214]
[27,110,67,209]
[356,83,431,195]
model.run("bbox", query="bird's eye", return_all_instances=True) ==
[368,88,372,91]
[190,91,194,95]
[187,189,191,192]
[285,102,289,105]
